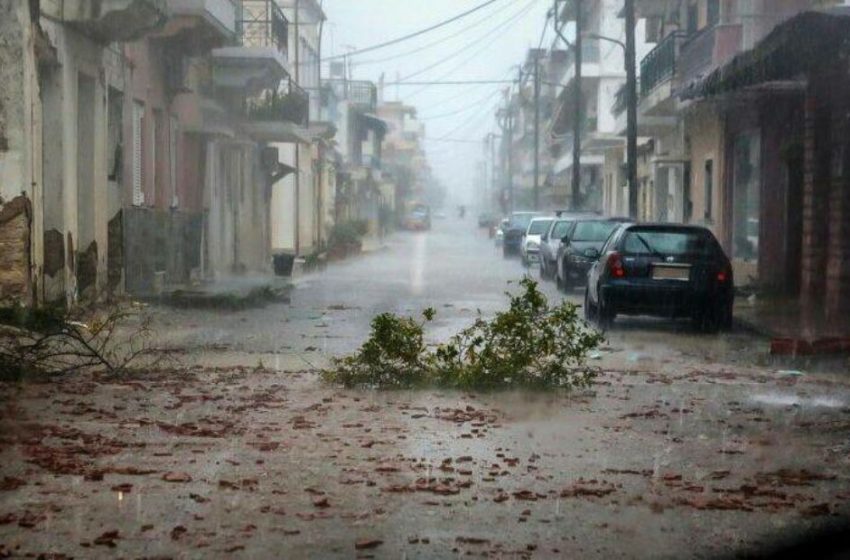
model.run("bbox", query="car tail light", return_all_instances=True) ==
[717,266,731,283]
[607,252,626,278]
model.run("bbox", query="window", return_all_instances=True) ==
[704,159,713,221]
[132,101,145,206]
[707,0,720,26]
[170,115,179,208]
[623,228,718,257]
[527,219,553,235]
[551,220,572,240]
[687,1,698,34]
[572,221,620,242]
[732,133,760,261]
[152,109,162,204]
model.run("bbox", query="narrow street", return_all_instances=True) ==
[2,220,849,559]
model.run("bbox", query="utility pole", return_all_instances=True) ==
[572,0,583,211]
[490,133,497,209]
[294,0,301,255]
[625,0,639,219]
[533,52,541,211]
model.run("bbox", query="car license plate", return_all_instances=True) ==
[652,264,691,281]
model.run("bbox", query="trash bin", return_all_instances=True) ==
[273,254,295,277]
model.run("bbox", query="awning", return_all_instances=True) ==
[359,113,389,136]
[681,11,850,100]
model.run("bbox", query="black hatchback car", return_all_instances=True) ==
[584,223,734,331]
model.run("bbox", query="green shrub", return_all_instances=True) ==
[329,220,369,248]
[323,279,603,390]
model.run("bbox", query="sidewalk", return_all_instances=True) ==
[155,275,293,310]
[734,295,850,355]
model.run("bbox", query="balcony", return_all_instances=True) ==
[325,80,378,112]
[248,79,309,125]
[640,32,685,97]
[243,78,311,143]
[560,42,602,85]
[637,31,686,117]
[166,0,239,41]
[677,23,742,91]
[40,0,168,42]
[211,0,290,95]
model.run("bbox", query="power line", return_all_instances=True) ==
[385,80,515,86]
[402,0,538,101]
[420,88,504,120]
[425,137,485,144]
[353,0,519,66]
[435,96,502,142]
[323,0,507,61]
[397,0,538,83]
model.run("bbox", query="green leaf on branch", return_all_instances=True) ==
[323,279,604,390]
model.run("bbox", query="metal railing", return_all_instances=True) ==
[640,31,686,97]
[239,0,289,53]
[677,23,742,86]
[323,79,378,111]
[247,78,310,126]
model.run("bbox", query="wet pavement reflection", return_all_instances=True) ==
[1,218,849,559]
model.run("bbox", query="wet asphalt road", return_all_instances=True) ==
[159,215,771,371]
[2,217,850,559]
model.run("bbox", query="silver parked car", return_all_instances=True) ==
[539,217,577,280]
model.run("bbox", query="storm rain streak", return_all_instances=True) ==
[1,0,850,559]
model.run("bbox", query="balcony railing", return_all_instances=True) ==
[677,23,742,87]
[247,78,310,126]
[640,31,686,97]
[324,79,378,112]
[240,0,289,54]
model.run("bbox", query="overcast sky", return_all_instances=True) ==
[322,0,554,207]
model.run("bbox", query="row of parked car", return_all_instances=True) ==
[494,211,735,331]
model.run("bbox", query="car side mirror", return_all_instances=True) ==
[561,236,570,244]
[584,248,600,260]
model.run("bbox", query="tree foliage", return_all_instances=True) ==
[324,279,604,390]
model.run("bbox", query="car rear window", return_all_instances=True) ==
[528,219,552,235]
[622,229,719,257]
[511,214,537,229]
[572,221,619,242]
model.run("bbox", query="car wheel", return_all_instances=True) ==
[584,288,598,323]
[693,302,720,333]
[561,265,573,292]
[719,301,734,331]
[598,292,616,330]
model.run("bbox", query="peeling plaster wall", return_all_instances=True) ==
[37,18,126,304]
[0,1,41,307]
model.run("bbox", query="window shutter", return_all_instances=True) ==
[170,115,179,208]
[132,101,145,206]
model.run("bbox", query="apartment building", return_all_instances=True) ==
[632,0,850,316]
[0,0,332,305]
[551,0,651,212]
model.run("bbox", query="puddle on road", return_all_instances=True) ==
[750,392,845,408]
